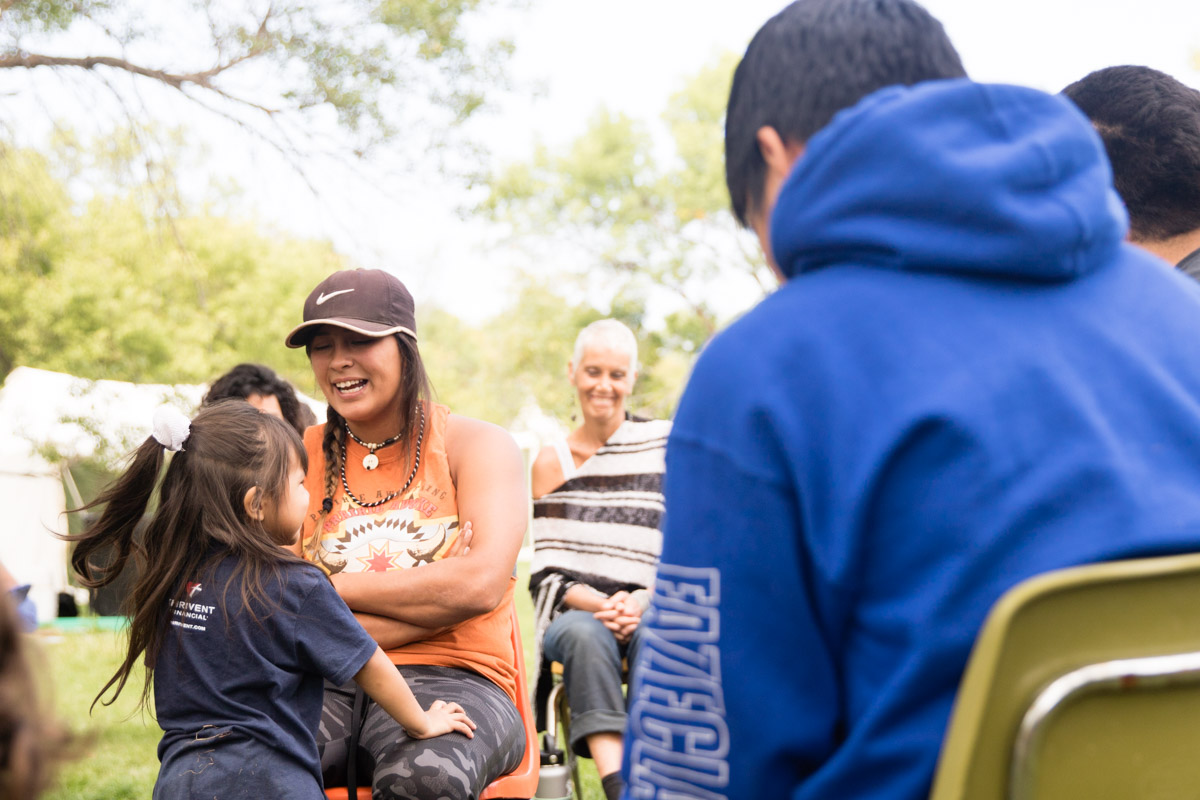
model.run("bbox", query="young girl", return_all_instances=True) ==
[69,400,475,799]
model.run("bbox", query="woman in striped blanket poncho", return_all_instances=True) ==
[528,319,670,800]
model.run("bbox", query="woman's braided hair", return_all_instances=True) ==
[306,405,347,560]
[305,332,431,558]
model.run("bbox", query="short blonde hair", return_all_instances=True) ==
[572,319,638,374]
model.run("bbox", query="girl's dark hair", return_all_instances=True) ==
[202,362,312,436]
[66,400,308,712]
[305,333,431,555]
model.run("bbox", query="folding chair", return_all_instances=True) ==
[929,552,1200,800]
[326,600,538,800]
[541,661,583,800]
[540,657,630,800]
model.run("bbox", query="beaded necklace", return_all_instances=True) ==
[338,403,425,509]
[344,424,403,470]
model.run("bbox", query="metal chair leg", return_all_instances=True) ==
[553,683,583,800]
[543,679,585,800]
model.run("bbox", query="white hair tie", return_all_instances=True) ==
[152,406,192,453]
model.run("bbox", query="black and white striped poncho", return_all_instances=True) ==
[528,416,670,724]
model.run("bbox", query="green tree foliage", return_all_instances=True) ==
[419,279,683,428]
[0,0,514,160]
[0,147,70,377]
[0,140,337,386]
[662,55,737,225]
[482,52,771,341]
[0,132,680,429]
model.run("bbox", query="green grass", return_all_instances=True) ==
[34,628,160,800]
[36,561,606,800]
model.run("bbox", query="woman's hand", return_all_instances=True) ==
[594,590,644,643]
[405,699,477,740]
[442,521,473,558]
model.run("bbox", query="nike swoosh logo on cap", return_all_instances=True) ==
[316,289,355,305]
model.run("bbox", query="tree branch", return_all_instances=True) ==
[171,84,322,198]
[0,50,258,93]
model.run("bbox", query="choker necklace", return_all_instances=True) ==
[339,403,425,509]
[345,425,404,470]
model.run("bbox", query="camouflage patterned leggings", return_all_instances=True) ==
[318,665,525,800]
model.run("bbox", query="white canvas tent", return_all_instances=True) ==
[0,366,212,622]
[0,366,333,622]
[0,452,70,625]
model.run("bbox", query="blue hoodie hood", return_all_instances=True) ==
[771,79,1129,282]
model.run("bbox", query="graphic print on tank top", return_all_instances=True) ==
[310,479,461,576]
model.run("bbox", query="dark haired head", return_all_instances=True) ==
[67,400,308,712]
[305,332,431,556]
[202,362,313,435]
[725,0,966,226]
[1062,66,1200,242]
[294,270,433,555]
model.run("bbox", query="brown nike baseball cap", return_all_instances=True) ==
[285,269,417,348]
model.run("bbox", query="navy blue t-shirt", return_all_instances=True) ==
[152,554,377,799]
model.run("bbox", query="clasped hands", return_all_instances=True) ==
[594,590,644,644]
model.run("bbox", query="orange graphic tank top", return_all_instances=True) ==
[301,403,517,704]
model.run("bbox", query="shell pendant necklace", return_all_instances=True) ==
[344,423,404,471]
[339,403,425,509]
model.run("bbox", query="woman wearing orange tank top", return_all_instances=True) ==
[284,269,528,800]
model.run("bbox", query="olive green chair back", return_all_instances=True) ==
[929,552,1200,800]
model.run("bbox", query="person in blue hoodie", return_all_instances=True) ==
[621,2,1200,799]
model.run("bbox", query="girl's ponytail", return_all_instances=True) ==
[68,435,164,589]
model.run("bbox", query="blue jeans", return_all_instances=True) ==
[542,609,644,758]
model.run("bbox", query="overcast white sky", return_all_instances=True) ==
[5,0,1199,323]
[300,0,1200,322]
[364,0,1200,322]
